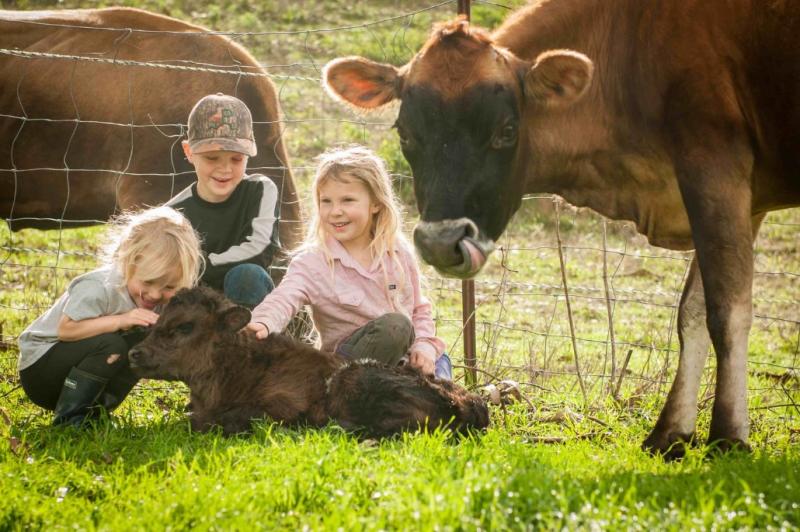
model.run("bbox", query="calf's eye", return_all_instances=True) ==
[175,322,194,335]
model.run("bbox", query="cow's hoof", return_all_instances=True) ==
[705,438,752,456]
[642,430,695,461]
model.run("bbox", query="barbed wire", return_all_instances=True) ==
[8,0,456,36]
[0,48,320,82]
[0,112,391,131]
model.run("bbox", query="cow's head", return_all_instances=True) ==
[324,19,593,278]
[128,286,251,382]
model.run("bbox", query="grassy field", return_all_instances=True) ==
[2,0,800,529]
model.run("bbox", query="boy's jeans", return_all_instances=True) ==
[223,263,274,309]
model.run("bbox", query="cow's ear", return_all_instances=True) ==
[323,56,401,110]
[524,50,593,107]
[220,306,252,332]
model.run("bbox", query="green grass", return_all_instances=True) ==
[1,401,799,530]
[2,0,800,529]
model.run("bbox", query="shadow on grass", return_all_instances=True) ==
[8,402,484,475]
[467,435,800,528]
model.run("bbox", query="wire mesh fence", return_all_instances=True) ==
[1,1,798,422]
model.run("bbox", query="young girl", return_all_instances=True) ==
[248,146,451,379]
[18,206,204,426]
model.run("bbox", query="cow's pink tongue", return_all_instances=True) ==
[459,238,487,274]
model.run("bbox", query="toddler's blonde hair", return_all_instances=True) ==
[304,145,407,309]
[105,206,204,288]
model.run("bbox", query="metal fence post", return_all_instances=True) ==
[457,0,478,387]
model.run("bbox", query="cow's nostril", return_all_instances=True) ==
[413,218,494,279]
[462,218,479,240]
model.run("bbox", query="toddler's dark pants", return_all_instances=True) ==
[19,329,144,411]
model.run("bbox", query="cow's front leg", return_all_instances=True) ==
[701,252,753,452]
[700,214,764,452]
[643,256,709,459]
[662,84,757,452]
[698,212,760,453]
[676,161,755,452]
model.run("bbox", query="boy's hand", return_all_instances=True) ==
[246,322,269,340]
[117,308,159,331]
[409,346,435,376]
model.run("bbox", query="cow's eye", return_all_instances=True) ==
[175,322,194,335]
[492,122,517,149]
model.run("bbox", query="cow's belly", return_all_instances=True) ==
[752,168,800,214]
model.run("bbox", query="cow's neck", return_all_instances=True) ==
[493,0,613,62]
[496,0,696,251]
[531,150,694,250]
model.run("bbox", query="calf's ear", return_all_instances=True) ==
[524,50,593,108]
[323,56,401,110]
[220,306,252,332]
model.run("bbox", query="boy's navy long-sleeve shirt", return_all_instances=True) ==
[167,174,280,290]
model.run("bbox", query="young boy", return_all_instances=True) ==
[167,93,280,308]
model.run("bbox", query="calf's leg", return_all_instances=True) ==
[191,404,267,435]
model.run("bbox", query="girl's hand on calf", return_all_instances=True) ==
[409,346,435,376]
[117,308,159,331]
[246,322,269,340]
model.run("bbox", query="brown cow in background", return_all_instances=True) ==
[0,7,300,249]
[324,0,800,457]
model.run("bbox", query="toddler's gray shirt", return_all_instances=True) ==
[17,266,136,372]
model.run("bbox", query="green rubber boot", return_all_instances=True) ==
[97,374,139,413]
[52,368,108,427]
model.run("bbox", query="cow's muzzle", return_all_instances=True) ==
[413,218,494,279]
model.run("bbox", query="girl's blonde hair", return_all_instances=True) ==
[105,206,204,288]
[304,145,407,309]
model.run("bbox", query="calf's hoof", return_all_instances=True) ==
[642,430,696,461]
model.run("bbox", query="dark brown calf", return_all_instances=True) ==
[327,359,489,438]
[128,287,489,436]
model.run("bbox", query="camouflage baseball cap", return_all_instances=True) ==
[187,93,257,156]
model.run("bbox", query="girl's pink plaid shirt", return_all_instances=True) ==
[250,236,445,359]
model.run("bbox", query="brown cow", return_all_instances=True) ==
[128,286,489,436]
[324,1,800,457]
[0,7,300,249]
